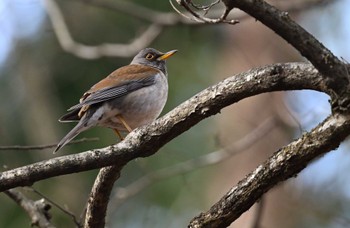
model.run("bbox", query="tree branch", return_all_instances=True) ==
[41,0,163,59]
[173,0,239,25]
[84,166,120,228]
[188,112,350,227]
[28,187,82,227]
[80,0,197,26]
[0,138,99,151]
[227,0,349,109]
[5,189,53,228]
[0,62,334,192]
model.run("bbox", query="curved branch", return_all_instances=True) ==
[188,112,350,227]
[41,0,163,59]
[0,62,338,192]
[84,166,120,228]
[228,0,349,107]
[79,0,196,26]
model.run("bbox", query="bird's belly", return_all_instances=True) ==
[95,78,168,131]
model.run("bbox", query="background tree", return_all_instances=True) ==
[1,0,350,227]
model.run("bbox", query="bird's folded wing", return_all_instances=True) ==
[67,75,156,111]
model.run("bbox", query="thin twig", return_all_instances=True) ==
[173,0,239,24]
[0,138,99,151]
[189,0,221,11]
[169,0,200,23]
[27,187,82,228]
[78,0,197,25]
[5,189,54,228]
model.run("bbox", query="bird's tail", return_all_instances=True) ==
[54,118,90,153]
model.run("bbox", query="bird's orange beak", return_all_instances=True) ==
[157,50,177,60]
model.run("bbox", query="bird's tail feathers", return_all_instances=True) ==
[54,119,90,153]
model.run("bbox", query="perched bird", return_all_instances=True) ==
[54,48,177,153]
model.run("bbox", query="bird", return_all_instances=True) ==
[54,48,177,153]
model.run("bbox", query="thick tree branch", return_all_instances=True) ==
[188,112,350,227]
[227,0,349,109]
[0,62,339,192]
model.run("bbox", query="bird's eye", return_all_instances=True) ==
[145,53,155,60]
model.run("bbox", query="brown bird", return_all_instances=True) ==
[55,48,177,153]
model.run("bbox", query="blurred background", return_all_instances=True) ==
[1,0,350,227]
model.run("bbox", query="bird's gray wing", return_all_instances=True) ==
[67,75,156,111]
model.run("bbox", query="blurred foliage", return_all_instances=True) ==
[0,0,219,227]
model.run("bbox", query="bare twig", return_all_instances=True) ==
[5,189,54,228]
[111,117,276,208]
[172,0,239,24]
[189,0,221,12]
[27,187,82,228]
[0,138,99,151]
[78,0,198,25]
[41,0,163,59]
[169,0,199,23]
